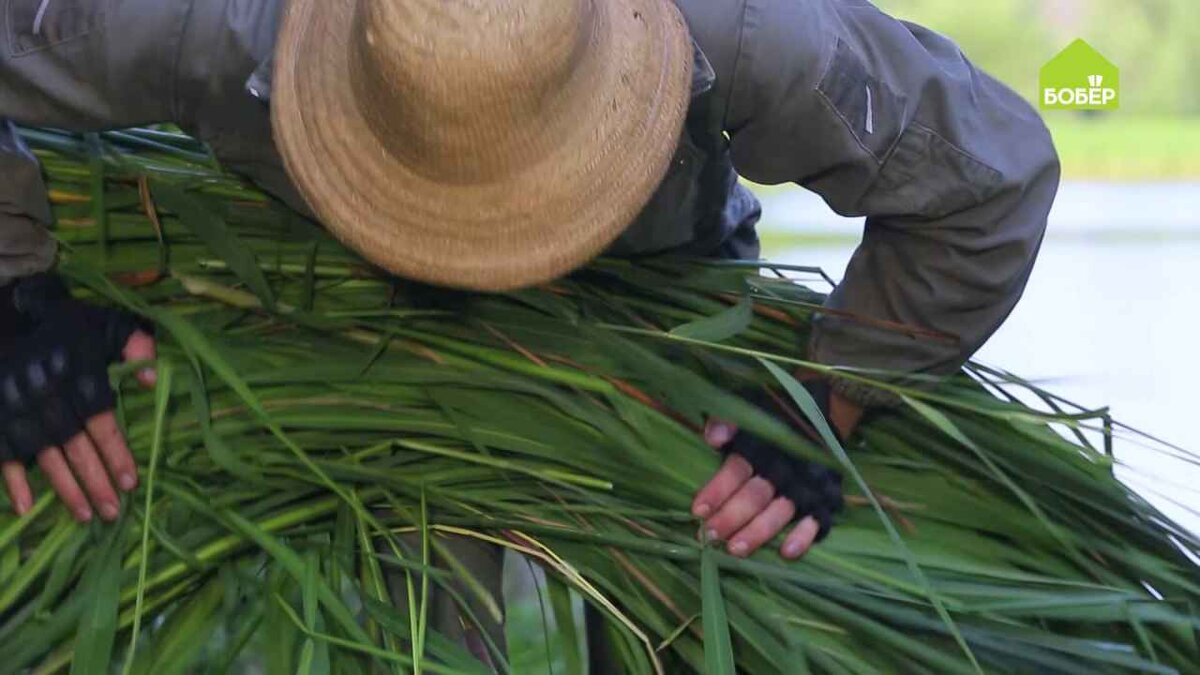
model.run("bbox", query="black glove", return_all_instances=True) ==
[720,381,845,542]
[0,273,144,465]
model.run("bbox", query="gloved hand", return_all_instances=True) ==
[0,273,155,521]
[692,380,847,559]
[716,384,844,543]
[0,273,145,463]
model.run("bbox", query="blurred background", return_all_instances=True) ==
[749,0,1200,534]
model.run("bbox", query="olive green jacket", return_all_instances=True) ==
[0,0,1060,404]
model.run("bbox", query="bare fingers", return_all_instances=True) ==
[692,454,753,520]
[62,432,120,521]
[703,419,737,448]
[3,462,33,515]
[726,497,797,558]
[86,412,138,492]
[781,516,821,560]
[703,475,776,544]
[123,330,157,388]
[37,448,92,522]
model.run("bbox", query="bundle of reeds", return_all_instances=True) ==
[0,128,1196,674]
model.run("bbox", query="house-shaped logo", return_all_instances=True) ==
[1040,39,1120,111]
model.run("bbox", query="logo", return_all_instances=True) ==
[1040,39,1120,111]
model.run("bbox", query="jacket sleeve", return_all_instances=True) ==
[701,0,1060,405]
[0,120,57,286]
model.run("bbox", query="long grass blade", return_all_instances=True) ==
[701,543,736,675]
[120,360,172,675]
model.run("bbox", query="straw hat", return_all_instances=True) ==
[271,0,694,291]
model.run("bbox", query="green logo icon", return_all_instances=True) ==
[1040,39,1120,111]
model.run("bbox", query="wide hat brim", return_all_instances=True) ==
[271,0,693,291]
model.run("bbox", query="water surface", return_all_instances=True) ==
[759,181,1200,534]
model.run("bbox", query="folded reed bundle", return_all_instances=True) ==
[1,129,1196,674]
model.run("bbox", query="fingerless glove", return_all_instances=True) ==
[720,381,845,542]
[0,273,143,465]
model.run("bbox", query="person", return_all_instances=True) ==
[0,0,1058,661]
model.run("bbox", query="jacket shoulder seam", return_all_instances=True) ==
[723,0,753,130]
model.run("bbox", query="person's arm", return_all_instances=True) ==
[683,0,1059,560]
[0,120,57,285]
[701,0,1060,406]
[0,121,156,522]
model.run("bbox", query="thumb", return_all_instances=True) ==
[704,419,738,448]
[122,330,158,388]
